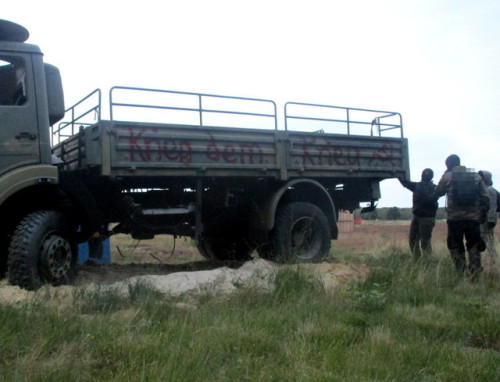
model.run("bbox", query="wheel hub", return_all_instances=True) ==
[291,217,321,260]
[40,234,72,280]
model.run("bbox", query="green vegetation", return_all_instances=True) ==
[1,246,499,381]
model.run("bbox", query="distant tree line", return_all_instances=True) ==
[356,207,446,221]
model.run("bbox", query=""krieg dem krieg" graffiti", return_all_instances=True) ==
[126,127,398,168]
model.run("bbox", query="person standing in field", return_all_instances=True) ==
[435,154,489,281]
[399,168,438,260]
[478,170,498,273]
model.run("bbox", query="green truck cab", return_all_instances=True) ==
[0,20,71,286]
[0,20,410,290]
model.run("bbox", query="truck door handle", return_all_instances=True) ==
[16,132,37,140]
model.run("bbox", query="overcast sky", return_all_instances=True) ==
[4,0,499,207]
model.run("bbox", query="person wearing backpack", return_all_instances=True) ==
[478,170,498,273]
[399,168,438,260]
[435,154,489,281]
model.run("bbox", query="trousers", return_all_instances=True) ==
[409,216,435,259]
[447,219,482,276]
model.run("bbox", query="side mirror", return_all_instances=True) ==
[44,63,65,125]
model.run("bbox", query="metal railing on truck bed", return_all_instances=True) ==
[51,89,101,168]
[110,87,403,137]
[51,89,101,145]
[284,102,403,137]
[52,86,403,144]
[109,86,278,131]
[51,87,279,145]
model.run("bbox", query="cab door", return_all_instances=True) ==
[0,54,40,176]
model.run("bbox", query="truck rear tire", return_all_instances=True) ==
[8,211,77,290]
[271,202,331,263]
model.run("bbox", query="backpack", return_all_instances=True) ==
[450,171,478,208]
[413,182,438,215]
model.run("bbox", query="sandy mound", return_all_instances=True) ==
[102,258,279,298]
[0,259,370,305]
[295,262,370,292]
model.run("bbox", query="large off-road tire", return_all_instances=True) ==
[271,202,331,263]
[8,211,77,290]
[196,235,254,261]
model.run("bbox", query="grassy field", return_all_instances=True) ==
[1,221,499,381]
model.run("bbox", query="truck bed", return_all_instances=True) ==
[52,87,409,182]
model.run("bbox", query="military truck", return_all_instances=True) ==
[0,20,410,290]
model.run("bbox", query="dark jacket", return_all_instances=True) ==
[400,179,438,218]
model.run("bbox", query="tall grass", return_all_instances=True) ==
[1,245,499,381]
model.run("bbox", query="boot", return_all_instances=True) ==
[450,250,466,275]
[468,250,482,283]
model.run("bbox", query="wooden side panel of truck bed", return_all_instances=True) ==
[109,121,283,178]
[286,130,409,179]
[54,120,409,181]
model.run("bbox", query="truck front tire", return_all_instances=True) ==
[8,210,77,290]
[271,202,331,263]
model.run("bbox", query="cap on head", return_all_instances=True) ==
[421,168,434,181]
[445,154,460,170]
